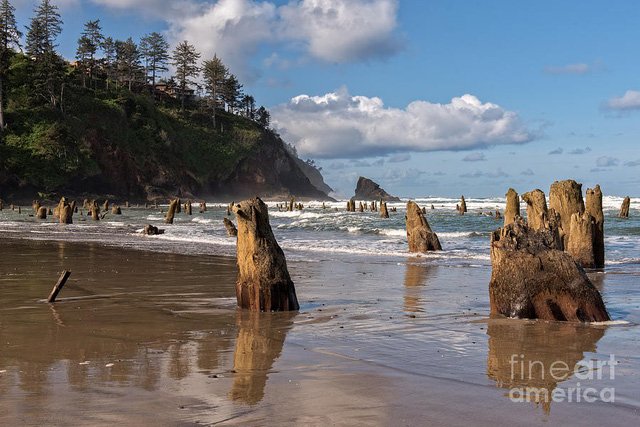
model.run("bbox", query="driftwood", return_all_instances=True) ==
[47,270,71,303]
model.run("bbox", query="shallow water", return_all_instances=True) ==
[0,237,638,426]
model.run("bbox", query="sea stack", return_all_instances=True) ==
[504,188,520,226]
[585,185,605,268]
[619,196,630,218]
[406,201,442,252]
[233,198,299,312]
[223,217,238,237]
[354,177,400,201]
[489,219,609,322]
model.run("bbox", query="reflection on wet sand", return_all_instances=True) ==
[403,263,435,313]
[229,311,296,405]
[486,319,606,413]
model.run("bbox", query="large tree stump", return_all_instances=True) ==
[406,201,442,252]
[504,188,520,226]
[619,196,630,218]
[549,179,585,249]
[489,219,609,322]
[566,212,595,268]
[89,200,100,221]
[223,217,238,237]
[233,198,299,312]
[585,185,604,268]
[521,189,548,231]
[58,197,73,224]
[165,199,178,224]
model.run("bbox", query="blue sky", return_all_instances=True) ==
[13,0,640,197]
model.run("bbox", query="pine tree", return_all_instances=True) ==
[222,73,242,113]
[241,95,255,119]
[0,0,21,129]
[256,106,270,128]
[140,32,169,97]
[116,38,141,91]
[75,20,102,88]
[171,40,200,111]
[202,55,228,127]
[101,36,116,90]
[25,0,65,109]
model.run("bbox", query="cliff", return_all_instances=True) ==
[0,89,331,202]
[354,177,400,201]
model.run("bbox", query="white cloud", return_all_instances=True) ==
[606,90,640,111]
[278,0,402,63]
[272,87,534,158]
[92,0,402,81]
[459,169,509,179]
[596,156,619,167]
[544,63,590,75]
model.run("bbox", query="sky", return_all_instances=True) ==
[11,0,640,198]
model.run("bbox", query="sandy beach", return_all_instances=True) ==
[1,236,638,426]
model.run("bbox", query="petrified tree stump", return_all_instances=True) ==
[460,195,467,214]
[103,200,109,212]
[406,201,442,252]
[199,201,207,213]
[111,206,122,215]
[549,179,585,249]
[58,197,73,224]
[233,198,299,312]
[36,206,47,219]
[165,199,178,224]
[504,188,520,226]
[185,200,192,215]
[224,217,238,237]
[89,201,100,221]
[619,196,630,218]
[567,212,595,268]
[521,189,548,231]
[585,185,604,268]
[489,219,609,322]
[380,201,389,218]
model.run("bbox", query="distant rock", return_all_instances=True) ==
[489,219,609,322]
[354,177,400,201]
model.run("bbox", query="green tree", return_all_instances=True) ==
[116,38,141,91]
[241,95,255,119]
[222,73,242,113]
[256,106,270,128]
[171,40,200,111]
[101,36,116,90]
[25,0,65,109]
[75,20,102,88]
[202,54,228,127]
[0,0,21,129]
[140,32,169,97]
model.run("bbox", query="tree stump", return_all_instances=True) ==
[380,201,389,218]
[224,217,238,237]
[165,199,178,224]
[489,219,609,322]
[233,198,299,312]
[406,201,442,252]
[585,185,604,268]
[504,188,520,226]
[619,196,630,218]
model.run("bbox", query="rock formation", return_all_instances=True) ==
[354,177,400,201]
[619,196,630,218]
[406,201,442,252]
[165,199,178,224]
[548,179,585,249]
[223,217,238,237]
[233,198,299,311]
[380,201,389,218]
[504,188,520,226]
[489,219,609,322]
[585,185,604,268]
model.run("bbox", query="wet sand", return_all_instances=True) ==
[0,238,638,426]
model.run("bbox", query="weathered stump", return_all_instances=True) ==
[549,179,585,249]
[90,201,100,221]
[380,201,389,218]
[111,206,122,215]
[504,188,520,226]
[58,197,73,224]
[567,212,595,268]
[619,196,630,218]
[224,217,238,237]
[406,201,442,252]
[585,185,604,268]
[185,200,192,215]
[165,199,178,224]
[143,224,164,235]
[103,200,109,212]
[233,198,299,312]
[36,206,47,219]
[460,195,467,214]
[489,219,609,322]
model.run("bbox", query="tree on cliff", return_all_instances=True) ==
[202,54,227,127]
[256,106,270,128]
[25,0,66,109]
[75,20,103,88]
[222,73,242,113]
[171,40,200,111]
[0,0,21,130]
[140,32,169,97]
[116,37,141,91]
[101,36,116,90]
